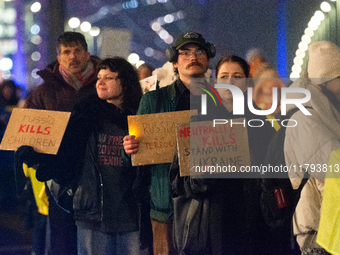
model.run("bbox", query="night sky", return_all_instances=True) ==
[65,0,328,78]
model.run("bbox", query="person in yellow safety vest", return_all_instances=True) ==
[23,163,49,255]
[317,148,340,255]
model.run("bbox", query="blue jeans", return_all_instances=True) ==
[77,226,140,255]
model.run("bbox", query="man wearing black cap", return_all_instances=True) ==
[123,32,215,255]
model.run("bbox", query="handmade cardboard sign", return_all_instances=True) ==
[176,118,251,176]
[140,75,157,94]
[0,108,71,154]
[128,110,197,166]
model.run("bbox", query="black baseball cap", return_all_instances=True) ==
[175,32,208,51]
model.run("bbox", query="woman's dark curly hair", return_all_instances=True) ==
[97,57,142,115]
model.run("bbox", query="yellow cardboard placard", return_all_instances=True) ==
[176,119,251,176]
[0,108,71,154]
[128,110,197,166]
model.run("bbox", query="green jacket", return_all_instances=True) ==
[137,80,183,222]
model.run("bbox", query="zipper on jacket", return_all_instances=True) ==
[87,144,104,222]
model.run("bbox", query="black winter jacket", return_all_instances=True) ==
[37,95,140,233]
[170,93,276,254]
[25,56,100,111]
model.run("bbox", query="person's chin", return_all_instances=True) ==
[97,92,106,99]
[69,67,81,74]
[189,67,205,76]
[221,92,232,99]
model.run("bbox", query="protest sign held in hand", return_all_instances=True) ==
[0,108,71,154]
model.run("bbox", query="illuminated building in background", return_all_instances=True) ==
[0,0,18,85]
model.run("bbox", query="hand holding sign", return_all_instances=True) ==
[127,110,197,166]
[123,135,140,154]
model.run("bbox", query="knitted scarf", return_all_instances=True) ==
[59,61,95,91]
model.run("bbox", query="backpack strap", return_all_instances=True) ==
[290,170,310,249]
[285,108,311,250]
[285,106,313,120]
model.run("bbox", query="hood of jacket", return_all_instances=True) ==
[287,78,340,136]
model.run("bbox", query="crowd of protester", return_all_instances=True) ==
[0,30,339,255]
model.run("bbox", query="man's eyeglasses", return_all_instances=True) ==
[178,50,207,60]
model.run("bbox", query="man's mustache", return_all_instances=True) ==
[186,62,203,68]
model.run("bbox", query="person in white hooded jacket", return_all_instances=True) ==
[284,41,340,254]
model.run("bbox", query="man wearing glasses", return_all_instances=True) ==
[23,32,100,255]
[123,32,215,255]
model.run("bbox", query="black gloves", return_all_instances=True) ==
[14,145,42,196]
[15,145,41,168]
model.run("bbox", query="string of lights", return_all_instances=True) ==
[290,0,336,81]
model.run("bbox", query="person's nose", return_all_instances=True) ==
[69,50,77,59]
[190,52,198,61]
[226,78,233,85]
[97,78,105,85]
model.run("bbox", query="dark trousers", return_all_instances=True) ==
[33,212,48,255]
[48,196,77,255]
